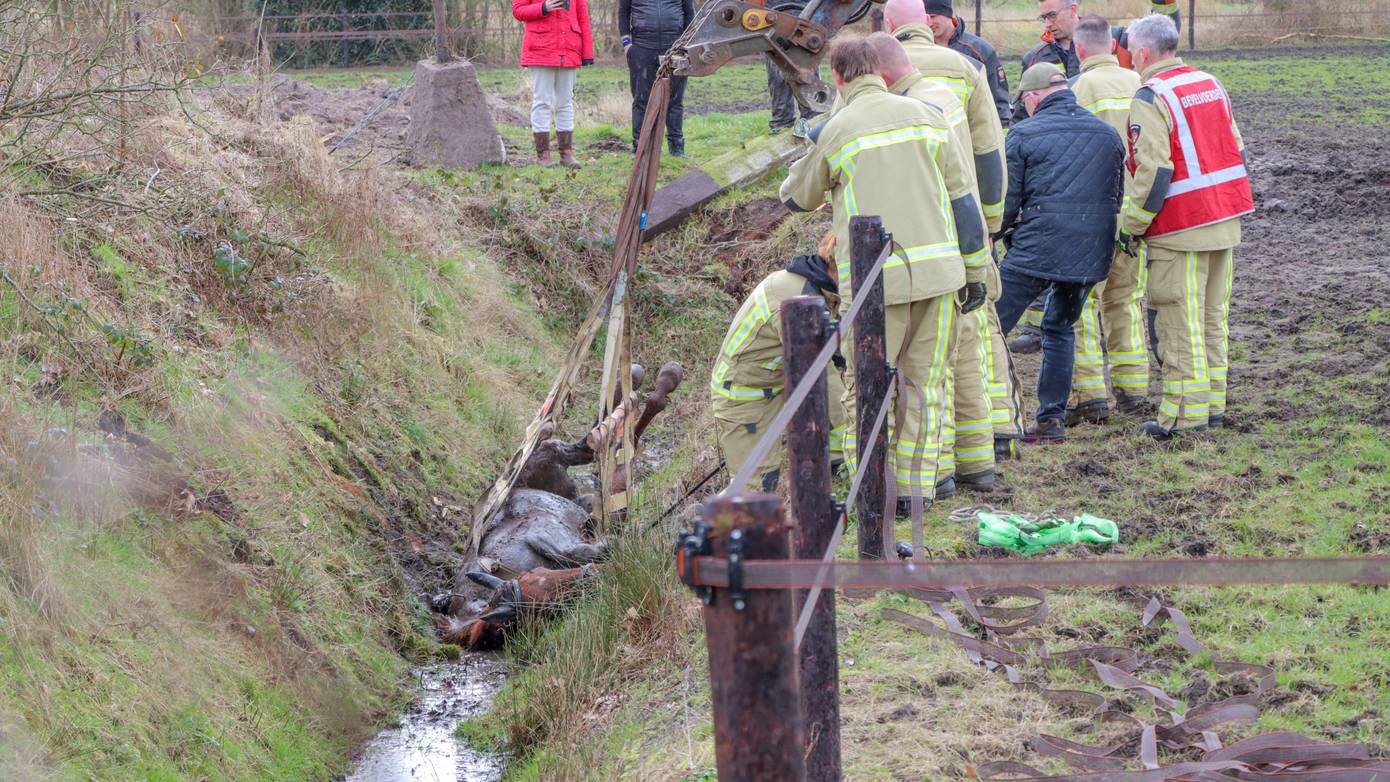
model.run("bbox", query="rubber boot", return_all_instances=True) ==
[556,131,581,169]
[1065,399,1110,427]
[995,437,1021,461]
[667,137,686,158]
[956,468,995,493]
[1113,388,1153,416]
[534,132,556,168]
[1208,414,1225,429]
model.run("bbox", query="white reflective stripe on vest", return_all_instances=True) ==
[1165,162,1249,197]
[1148,69,1235,188]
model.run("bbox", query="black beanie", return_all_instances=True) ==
[924,0,953,16]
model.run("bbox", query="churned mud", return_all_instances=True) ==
[346,655,506,782]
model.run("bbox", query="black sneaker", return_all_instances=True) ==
[956,468,995,492]
[1065,399,1111,427]
[1008,332,1042,355]
[1024,418,1066,443]
[994,437,1020,461]
[1114,388,1154,416]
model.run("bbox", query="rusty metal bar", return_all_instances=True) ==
[701,494,807,782]
[849,216,889,560]
[688,556,1390,590]
[780,296,842,782]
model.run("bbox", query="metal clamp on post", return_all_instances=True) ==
[676,519,715,605]
[727,528,747,611]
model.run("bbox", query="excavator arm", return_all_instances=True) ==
[666,0,882,114]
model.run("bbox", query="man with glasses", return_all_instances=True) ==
[1015,0,1182,123]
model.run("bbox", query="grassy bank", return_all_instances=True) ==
[0,86,562,780]
[459,51,1390,781]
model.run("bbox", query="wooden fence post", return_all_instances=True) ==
[1189,0,1196,50]
[701,493,806,782]
[338,6,351,69]
[975,0,983,37]
[780,296,842,782]
[849,215,889,560]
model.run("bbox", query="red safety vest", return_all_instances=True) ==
[1139,64,1253,237]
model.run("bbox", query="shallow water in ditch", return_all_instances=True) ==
[346,654,507,782]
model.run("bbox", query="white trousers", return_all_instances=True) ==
[530,66,577,133]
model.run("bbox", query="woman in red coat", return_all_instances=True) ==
[513,0,595,168]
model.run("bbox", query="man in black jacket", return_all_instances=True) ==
[994,63,1124,442]
[924,1,1010,127]
[1014,0,1182,124]
[620,0,694,156]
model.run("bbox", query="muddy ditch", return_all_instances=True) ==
[346,655,507,782]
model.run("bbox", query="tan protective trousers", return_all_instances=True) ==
[1072,245,1151,403]
[714,364,848,486]
[941,305,994,479]
[712,394,782,488]
[1145,244,1234,431]
[985,258,1025,440]
[842,294,958,498]
[828,364,848,463]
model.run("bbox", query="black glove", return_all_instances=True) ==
[960,282,987,314]
[582,58,594,66]
[1117,230,1138,258]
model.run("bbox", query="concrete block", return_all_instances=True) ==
[407,58,506,168]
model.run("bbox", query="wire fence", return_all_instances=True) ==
[198,2,1390,68]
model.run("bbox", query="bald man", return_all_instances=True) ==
[884,0,1006,233]
[865,32,1019,492]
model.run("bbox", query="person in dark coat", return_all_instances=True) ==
[923,1,1010,127]
[620,0,694,156]
[994,62,1124,442]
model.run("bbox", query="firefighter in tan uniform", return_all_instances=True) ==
[1120,15,1253,439]
[884,0,1026,464]
[781,34,990,505]
[710,239,840,491]
[1066,15,1150,425]
[865,32,1004,494]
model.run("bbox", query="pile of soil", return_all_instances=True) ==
[215,76,530,160]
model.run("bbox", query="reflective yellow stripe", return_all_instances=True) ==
[723,285,771,357]
[828,125,948,172]
[926,74,972,104]
[1084,97,1133,115]
[1123,194,1156,221]
[709,379,781,401]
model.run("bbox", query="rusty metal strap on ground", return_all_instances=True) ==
[883,591,1390,780]
[722,241,899,495]
[687,556,1390,590]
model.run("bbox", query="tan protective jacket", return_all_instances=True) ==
[780,75,988,306]
[1123,57,1245,251]
[894,23,1007,228]
[710,268,830,404]
[1072,54,1141,136]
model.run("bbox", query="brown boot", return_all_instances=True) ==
[556,131,581,169]
[533,132,556,167]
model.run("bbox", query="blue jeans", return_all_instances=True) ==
[994,268,1095,423]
